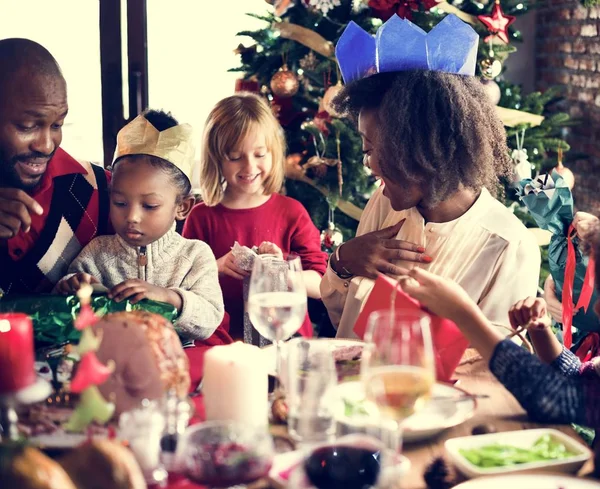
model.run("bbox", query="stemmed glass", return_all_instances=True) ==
[247,255,307,392]
[179,421,274,489]
[361,309,435,454]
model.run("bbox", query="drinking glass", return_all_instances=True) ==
[361,309,435,453]
[179,420,274,489]
[247,255,307,391]
[285,339,337,445]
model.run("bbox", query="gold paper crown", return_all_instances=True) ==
[113,114,195,182]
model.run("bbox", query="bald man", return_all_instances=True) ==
[0,38,111,295]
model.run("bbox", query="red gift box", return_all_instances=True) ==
[353,274,469,382]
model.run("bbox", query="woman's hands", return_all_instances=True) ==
[334,220,432,279]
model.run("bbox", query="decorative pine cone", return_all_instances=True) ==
[423,456,457,489]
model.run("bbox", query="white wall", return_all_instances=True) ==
[147,0,267,188]
[0,0,103,163]
[0,0,267,171]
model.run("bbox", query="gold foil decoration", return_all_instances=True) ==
[114,115,195,182]
[273,22,335,58]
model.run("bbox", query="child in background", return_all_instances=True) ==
[183,92,327,341]
[400,221,600,430]
[56,110,225,342]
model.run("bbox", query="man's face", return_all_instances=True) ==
[0,71,68,191]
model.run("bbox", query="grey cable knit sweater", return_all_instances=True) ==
[58,226,224,340]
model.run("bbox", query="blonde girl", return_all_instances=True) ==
[183,92,327,340]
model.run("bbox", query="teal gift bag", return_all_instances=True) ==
[518,172,597,347]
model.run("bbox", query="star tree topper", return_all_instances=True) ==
[477,0,515,44]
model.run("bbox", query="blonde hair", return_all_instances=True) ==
[200,92,286,206]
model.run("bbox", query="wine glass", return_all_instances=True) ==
[179,420,274,489]
[247,255,307,391]
[361,309,435,454]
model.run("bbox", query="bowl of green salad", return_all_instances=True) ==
[445,428,592,478]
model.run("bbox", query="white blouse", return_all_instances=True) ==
[321,186,541,339]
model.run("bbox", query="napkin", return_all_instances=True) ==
[353,274,469,382]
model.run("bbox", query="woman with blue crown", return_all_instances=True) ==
[321,14,541,339]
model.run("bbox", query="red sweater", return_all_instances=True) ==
[183,194,327,340]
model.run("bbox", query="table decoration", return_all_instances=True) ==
[203,342,269,427]
[0,313,51,440]
[0,293,178,350]
[178,420,274,489]
[63,286,114,432]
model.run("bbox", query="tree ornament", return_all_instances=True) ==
[481,79,501,105]
[555,147,575,189]
[285,153,306,181]
[477,0,516,44]
[299,51,319,71]
[321,82,344,117]
[321,221,344,252]
[270,65,300,98]
[368,0,437,20]
[304,0,342,14]
[265,0,296,16]
[479,57,502,80]
[235,77,260,93]
[511,128,532,183]
[320,206,344,252]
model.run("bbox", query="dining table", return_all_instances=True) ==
[163,348,598,489]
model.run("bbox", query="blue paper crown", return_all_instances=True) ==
[336,14,479,84]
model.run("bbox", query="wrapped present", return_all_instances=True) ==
[518,172,597,348]
[353,274,469,382]
[0,294,178,350]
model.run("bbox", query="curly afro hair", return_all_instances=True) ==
[332,70,512,208]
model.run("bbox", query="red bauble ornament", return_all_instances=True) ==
[477,0,516,44]
[368,0,437,20]
[270,65,300,98]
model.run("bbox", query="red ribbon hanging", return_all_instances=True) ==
[561,224,596,348]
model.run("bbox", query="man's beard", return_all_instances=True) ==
[0,150,55,191]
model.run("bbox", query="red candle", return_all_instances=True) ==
[0,313,36,394]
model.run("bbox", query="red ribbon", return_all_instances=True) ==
[561,224,596,348]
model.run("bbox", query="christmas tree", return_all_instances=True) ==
[231,0,577,260]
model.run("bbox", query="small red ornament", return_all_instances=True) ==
[70,351,114,393]
[74,304,99,331]
[270,65,300,98]
[477,0,516,44]
[368,0,437,20]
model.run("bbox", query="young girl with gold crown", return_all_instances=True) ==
[55,110,225,343]
[183,92,327,341]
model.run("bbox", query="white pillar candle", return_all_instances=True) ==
[203,342,269,427]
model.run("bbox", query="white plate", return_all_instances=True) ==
[445,428,592,479]
[453,474,600,489]
[333,381,477,443]
[268,448,410,488]
[261,338,364,376]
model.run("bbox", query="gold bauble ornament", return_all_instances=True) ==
[479,57,503,80]
[321,82,344,117]
[270,65,300,98]
[481,79,501,105]
[555,161,575,189]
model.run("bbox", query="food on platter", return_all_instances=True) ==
[332,344,363,381]
[94,311,190,415]
[0,443,77,489]
[458,435,577,469]
[58,439,146,489]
